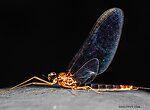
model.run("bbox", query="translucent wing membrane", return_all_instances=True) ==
[73,58,99,84]
[68,8,124,79]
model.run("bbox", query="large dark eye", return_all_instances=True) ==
[48,72,57,81]
[49,72,56,76]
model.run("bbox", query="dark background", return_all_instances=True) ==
[0,1,149,88]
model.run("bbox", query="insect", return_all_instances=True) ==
[9,8,149,92]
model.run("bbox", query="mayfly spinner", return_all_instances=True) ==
[10,8,149,92]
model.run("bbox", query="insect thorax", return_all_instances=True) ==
[57,72,78,89]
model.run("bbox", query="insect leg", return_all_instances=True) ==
[10,76,55,90]
[11,82,54,89]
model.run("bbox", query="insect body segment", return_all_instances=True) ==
[88,84,138,91]
[57,72,78,89]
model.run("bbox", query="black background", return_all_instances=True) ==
[0,1,149,88]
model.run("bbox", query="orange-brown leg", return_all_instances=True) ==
[10,76,55,90]
[0,77,55,94]
[10,82,54,89]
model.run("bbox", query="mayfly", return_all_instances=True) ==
[10,8,149,92]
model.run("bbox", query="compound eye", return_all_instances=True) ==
[49,72,56,76]
[47,72,57,81]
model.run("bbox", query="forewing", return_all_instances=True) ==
[68,8,124,75]
[73,58,99,84]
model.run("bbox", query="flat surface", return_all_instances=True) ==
[0,87,150,110]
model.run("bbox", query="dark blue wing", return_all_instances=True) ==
[68,8,124,84]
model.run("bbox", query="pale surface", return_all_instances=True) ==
[0,87,150,110]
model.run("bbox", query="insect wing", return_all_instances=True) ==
[73,58,99,84]
[68,8,124,75]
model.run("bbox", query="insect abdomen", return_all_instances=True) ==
[87,84,138,91]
